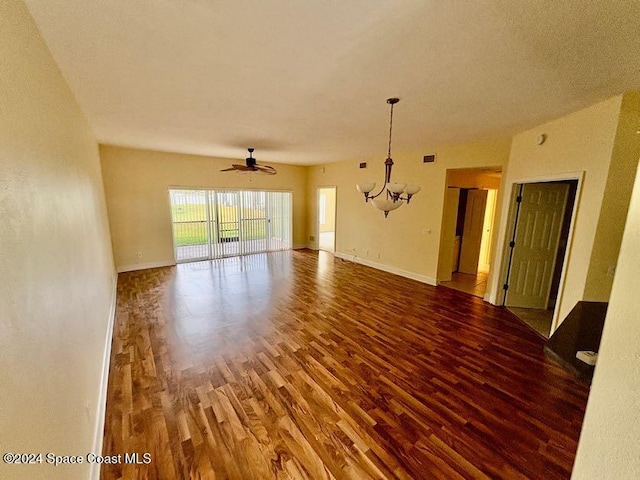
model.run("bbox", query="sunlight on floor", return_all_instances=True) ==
[319,231,335,252]
[439,271,488,298]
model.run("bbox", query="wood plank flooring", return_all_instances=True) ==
[101,250,589,480]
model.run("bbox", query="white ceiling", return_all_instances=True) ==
[25,0,640,165]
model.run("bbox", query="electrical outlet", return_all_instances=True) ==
[606,265,616,277]
[309,236,315,242]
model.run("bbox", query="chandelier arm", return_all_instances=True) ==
[368,178,388,200]
[367,157,394,200]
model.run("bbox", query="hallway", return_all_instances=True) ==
[439,271,488,298]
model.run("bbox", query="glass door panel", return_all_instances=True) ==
[169,189,209,262]
[170,189,292,262]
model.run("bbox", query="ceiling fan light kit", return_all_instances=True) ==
[221,148,277,175]
[356,98,421,217]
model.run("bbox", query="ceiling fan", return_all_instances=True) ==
[221,148,276,175]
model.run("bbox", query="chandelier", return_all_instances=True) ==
[356,98,420,217]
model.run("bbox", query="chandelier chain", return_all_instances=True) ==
[387,102,394,158]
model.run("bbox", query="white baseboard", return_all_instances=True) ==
[293,244,311,250]
[117,260,175,273]
[334,251,437,286]
[90,275,117,480]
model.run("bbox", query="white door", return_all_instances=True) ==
[478,189,497,273]
[459,189,488,274]
[505,183,569,309]
[437,187,460,281]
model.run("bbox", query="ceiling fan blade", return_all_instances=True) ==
[221,164,255,172]
[255,165,277,175]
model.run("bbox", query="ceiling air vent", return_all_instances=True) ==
[423,154,436,163]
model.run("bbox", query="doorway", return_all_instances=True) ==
[501,180,578,337]
[437,168,501,297]
[169,188,293,262]
[317,187,336,253]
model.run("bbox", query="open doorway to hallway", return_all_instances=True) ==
[317,187,336,253]
[437,168,501,298]
[501,180,578,338]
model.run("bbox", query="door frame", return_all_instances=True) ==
[490,171,584,334]
[316,186,337,252]
[437,167,502,285]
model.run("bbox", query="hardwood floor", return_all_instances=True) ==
[102,250,589,480]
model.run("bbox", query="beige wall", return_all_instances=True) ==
[584,90,640,301]
[571,157,640,479]
[0,3,116,479]
[487,96,623,325]
[307,138,511,283]
[447,169,502,189]
[100,146,308,271]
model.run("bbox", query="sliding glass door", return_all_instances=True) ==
[169,189,292,262]
[169,189,210,261]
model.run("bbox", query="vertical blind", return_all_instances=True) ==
[169,189,292,262]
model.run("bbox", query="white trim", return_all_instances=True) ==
[549,175,583,334]
[117,260,175,273]
[335,252,437,286]
[293,244,311,250]
[89,275,117,480]
[167,185,295,193]
[509,171,584,185]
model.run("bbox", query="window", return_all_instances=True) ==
[169,189,292,262]
[319,193,327,225]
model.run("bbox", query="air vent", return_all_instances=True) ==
[359,162,367,168]
[423,154,436,163]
